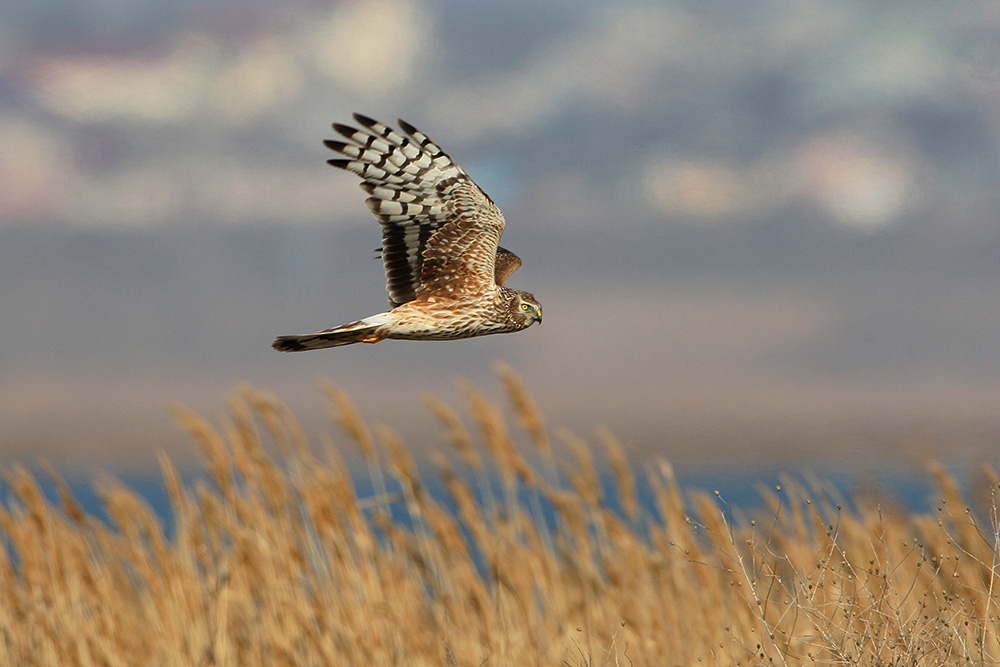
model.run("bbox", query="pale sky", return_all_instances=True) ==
[3,0,1000,476]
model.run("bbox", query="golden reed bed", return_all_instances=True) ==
[1,367,998,666]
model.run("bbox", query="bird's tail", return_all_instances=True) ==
[272,313,390,352]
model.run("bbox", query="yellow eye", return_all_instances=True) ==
[520,303,531,311]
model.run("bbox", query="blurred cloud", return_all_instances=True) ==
[794,129,920,231]
[74,167,185,228]
[0,117,71,218]
[32,30,309,126]
[31,0,434,123]
[308,0,432,99]
[32,41,209,123]
[3,0,998,234]
[3,0,1000,476]
[209,38,304,121]
[430,5,700,140]
[641,156,785,222]
[794,7,951,111]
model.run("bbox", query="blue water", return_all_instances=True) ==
[0,459,980,586]
[0,461,948,541]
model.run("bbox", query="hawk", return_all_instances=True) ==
[272,114,542,352]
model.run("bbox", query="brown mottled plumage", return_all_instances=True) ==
[272,114,542,352]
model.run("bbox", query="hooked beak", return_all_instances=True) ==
[534,307,543,325]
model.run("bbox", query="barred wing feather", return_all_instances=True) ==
[326,114,507,306]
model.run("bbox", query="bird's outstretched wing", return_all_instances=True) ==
[326,114,506,307]
[493,246,522,286]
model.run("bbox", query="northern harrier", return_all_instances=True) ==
[272,114,542,352]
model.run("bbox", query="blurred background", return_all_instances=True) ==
[3,0,1000,486]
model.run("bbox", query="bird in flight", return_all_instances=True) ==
[272,114,542,352]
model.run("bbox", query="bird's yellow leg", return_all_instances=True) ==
[359,336,383,344]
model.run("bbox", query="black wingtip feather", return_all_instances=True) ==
[332,123,359,140]
[323,139,348,153]
[327,158,351,169]
[353,113,378,128]
[397,119,418,135]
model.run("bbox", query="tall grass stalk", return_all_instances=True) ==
[1,374,998,666]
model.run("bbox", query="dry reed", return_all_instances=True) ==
[1,373,998,666]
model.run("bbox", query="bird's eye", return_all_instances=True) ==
[520,303,531,311]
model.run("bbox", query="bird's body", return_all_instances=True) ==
[272,114,541,352]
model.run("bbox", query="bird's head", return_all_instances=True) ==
[508,289,543,328]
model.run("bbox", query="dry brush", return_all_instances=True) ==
[1,368,999,666]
